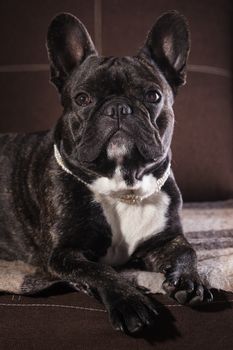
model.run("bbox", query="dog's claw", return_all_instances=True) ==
[205,289,214,303]
[163,271,213,306]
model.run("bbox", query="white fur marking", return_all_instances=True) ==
[96,191,170,266]
[107,144,128,160]
[90,167,162,199]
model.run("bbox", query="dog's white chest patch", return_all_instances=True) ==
[96,191,170,266]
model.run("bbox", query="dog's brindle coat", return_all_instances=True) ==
[0,11,213,334]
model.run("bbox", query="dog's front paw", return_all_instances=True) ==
[101,287,158,334]
[162,267,213,306]
[109,294,158,334]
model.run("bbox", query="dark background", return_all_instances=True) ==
[0,0,232,201]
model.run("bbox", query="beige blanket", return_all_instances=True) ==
[183,200,233,292]
[129,200,233,295]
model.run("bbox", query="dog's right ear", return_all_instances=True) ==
[47,13,97,92]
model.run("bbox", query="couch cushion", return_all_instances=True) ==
[0,288,232,350]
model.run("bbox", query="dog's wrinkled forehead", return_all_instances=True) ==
[64,56,170,99]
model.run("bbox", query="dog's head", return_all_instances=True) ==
[47,11,190,197]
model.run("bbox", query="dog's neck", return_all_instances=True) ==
[54,144,171,204]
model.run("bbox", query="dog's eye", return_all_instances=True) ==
[145,90,161,104]
[75,93,91,106]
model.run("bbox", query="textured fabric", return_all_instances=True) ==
[0,288,232,350]
[0,201,232,349]
[120,200,233,294]
[183,200,233,291]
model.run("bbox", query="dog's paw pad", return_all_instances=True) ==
[174,290,188,304]
[163,271,213,306]
[108,294,158,334]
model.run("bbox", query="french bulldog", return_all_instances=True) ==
[0,10,213,334]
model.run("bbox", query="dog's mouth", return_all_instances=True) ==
[107,129,163,162]
[76,122,163,165]
[58,107,166,185]
[106,130,165,182]
[57,123,168,191]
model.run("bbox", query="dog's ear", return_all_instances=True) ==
[139,11,190,88]
[47,13,97,92]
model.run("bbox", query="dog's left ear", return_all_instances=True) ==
[47,13,97,92]
[139,10,190,88]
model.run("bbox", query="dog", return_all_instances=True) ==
[0,11,213,334]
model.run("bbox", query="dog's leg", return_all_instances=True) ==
[136,234,213,305]
[121,243,233,295]
[127,178,214,305]
[49,248,158,334]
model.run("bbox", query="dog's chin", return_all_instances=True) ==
[106,130,164,177]
[106,129,163,165]
[106,130,134,163]
[84,130,164,199]
[60,129,165,199]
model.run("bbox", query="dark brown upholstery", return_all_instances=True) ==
[0,288,232,350]
[0,1,232,349]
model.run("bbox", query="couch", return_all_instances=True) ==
[0,1,232,349]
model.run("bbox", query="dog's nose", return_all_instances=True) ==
[104,103,133,117]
